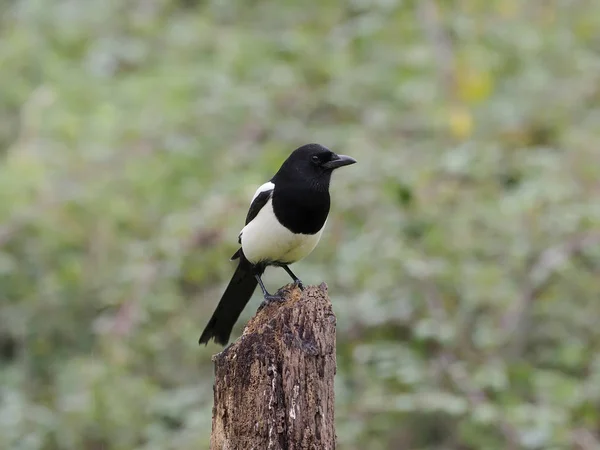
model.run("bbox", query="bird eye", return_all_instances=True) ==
[311,155,320,163]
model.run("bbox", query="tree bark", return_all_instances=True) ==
[210,283,336,450]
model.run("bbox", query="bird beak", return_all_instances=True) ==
[323,154,357,170]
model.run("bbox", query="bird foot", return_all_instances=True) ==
[257,294,286,312]
[293,279,304,291]
[264,294,285,303]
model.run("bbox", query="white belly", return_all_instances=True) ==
[240,199,325,265]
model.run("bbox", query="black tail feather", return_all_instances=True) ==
[199,255,260,346]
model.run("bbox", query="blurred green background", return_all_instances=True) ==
[1,0,599,449]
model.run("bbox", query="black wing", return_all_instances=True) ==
[244,188,273,226]
[230,187,273,260]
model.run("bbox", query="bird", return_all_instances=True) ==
[198,143,356,346]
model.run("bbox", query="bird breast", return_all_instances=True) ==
[240,199,325,265]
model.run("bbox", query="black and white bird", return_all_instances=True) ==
[198,143,356,346]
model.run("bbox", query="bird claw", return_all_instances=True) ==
[264,294,285,303]
[293,279,304,291]
[257,294,285,312]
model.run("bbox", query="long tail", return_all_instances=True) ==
[198,255,260,346]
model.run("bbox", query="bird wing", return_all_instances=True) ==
[230,182,274,260]
[244,182,274,226]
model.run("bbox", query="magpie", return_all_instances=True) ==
[198,143,356,346]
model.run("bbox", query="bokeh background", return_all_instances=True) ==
[1,0,600,449]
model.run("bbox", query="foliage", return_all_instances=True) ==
[1,0,599,449]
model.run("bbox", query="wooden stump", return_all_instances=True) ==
[210,283,337,450]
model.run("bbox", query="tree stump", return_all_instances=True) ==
[210,283,336,450]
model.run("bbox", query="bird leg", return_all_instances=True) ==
[254,273,284,305]
[281,265,304,290]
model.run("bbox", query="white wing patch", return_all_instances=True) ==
[237,181,275,245]
[251,181,275,203]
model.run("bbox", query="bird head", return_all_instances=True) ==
[273,143,356,190]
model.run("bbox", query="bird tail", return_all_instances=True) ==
[198,254,260,346]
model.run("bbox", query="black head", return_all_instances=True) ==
[272,143,356,190]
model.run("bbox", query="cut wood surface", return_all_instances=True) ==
[210,283,337,450]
